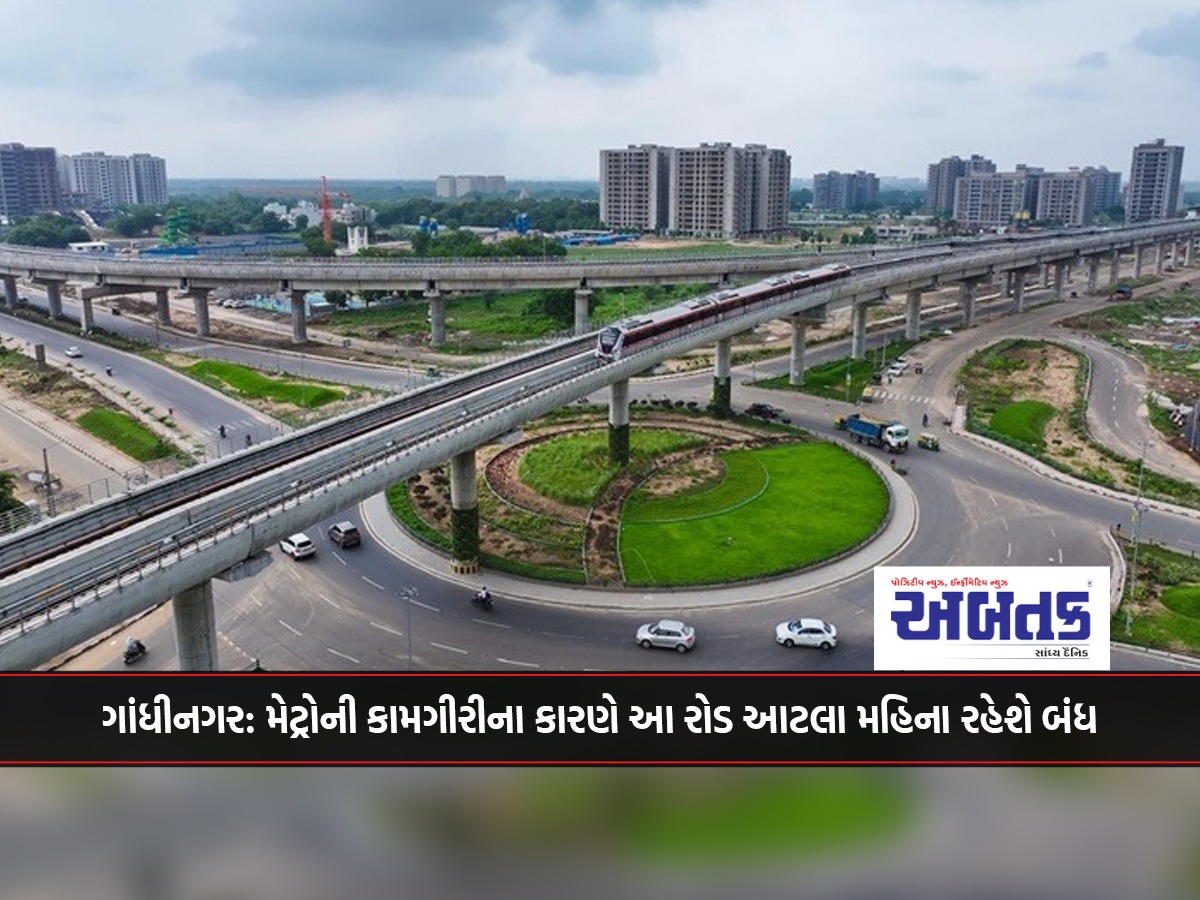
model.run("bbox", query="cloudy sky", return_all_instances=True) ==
[3,0,1199,181]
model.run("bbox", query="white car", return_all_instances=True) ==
[279,532,316,559]
[775,618,838,650]
[636,619,696,653]
[64,346,83,358]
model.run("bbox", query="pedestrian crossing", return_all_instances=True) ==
[866,390,936,405]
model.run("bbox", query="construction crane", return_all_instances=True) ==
[319,175,350,244]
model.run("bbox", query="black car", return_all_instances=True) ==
[328,521,362,548]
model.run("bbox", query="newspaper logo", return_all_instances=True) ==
[874,566,1110,670]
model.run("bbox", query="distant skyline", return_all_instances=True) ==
[2,0,1198,181]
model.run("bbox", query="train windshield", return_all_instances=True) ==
[597,327,621,352]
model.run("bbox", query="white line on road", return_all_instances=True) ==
[317,593,341,610]
[1049,526,1057,538]
[1058,547,1063,564]
[362,576,386,591]
[327,648,360,664]
[278,619,301,636]
[1007,542,1012,559]
[497,657,540,668]
[472,618,512,629]
[430,641,468,655]
[370,621,404,637]
[988,494,999,507]
[1001,517,1009,532]
[540,631,586,640]
[411,599,440,612]
[332,551,347,566]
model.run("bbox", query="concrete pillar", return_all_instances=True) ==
[1134,246,1144,278]
[80,296,95,333]
[960,280,977,327]
[712,337,732,418]
[155,288,172,326]
[904,290,922,340]
[1013,273,1027,313]
[425,289,445,348]
[173,580,218,671]
[290,289,308,344]
[1155,242,1166,275]
[1003,271,1014,298]
[187,290,211,336]
[1,275,16,309]
[608,378,630,465]
[1109,250,1121,285]
[1185,238,1194,267]
[850,303,868,360]
[1052,263,1066,301]
[45,281,64,319]
[574,288,592,336]
[1087,256,1100,293]
[449,450,479,574]
[789,322,807,386]
[1039,264,1050,288]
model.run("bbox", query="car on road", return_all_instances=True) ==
[64,346,83,358]
[279,532,316,559]
[636,619,695,653]
[775,618,838,650]
[327,521,361,548]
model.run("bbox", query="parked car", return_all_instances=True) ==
[636,619,696,653]
[328,521,361,548]
[775,618,838,650]
[279,532,316,559]
[64,346,83,358]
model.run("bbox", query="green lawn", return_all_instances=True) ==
[620,442,886,586]
[757,341,917,401]
[76,408,177,462]
[519,430,706,507]
[189,359,343,408]
[989,400,1056,449]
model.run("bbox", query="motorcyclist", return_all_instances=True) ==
[124,636,145,657]
[474,586,492,608]
[218,424,226,439]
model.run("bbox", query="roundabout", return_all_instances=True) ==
[389,409,892,590]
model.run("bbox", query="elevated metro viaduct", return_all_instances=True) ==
[1,221,1198,671]
[1,222,1193,348]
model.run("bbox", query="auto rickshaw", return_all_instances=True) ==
[914,362,924,374]
[917,432,940,451]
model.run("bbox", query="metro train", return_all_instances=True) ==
[595,263,852,361]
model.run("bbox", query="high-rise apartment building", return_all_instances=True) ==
[1125,138,1185,223]
[1032,166,1123,226]
[953,165,1042,229]
[924,154,995,214]
[0,142,61,220]
[1085,166,1122,216]
[58,151,168,207]
[600,144,672,231]
[812,170,879,211]
[600,142,789,237]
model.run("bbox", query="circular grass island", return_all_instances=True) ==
[388,408,889,587]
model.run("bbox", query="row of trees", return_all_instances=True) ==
[3,214,90,248]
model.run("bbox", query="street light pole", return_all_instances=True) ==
[399,585,416,669]
[41,447,56,517]
[1125,441,1148,636]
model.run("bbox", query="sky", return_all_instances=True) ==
[3,0,1199,182]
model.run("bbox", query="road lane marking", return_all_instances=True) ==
[1007,542,1012,559]
[497,657,540,668]
[317,593,341,610]
[410,599,439,612]
[1001,517,1009,532]
[430,641,467,654]
[472,618,511,629]
[988,494,999,507]
[327,648,359,664]
[370,621,404,637]
[1049,526,1057,538]
[332,551,347,566]
[362,576,385,591]
[540,630,586,639]
[278,619,301,636]
[1058,547,1063,564]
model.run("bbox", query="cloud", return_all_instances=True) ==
[1074,50,1108,68]
[192,0,707,97]
[1025,80,1097,100]
[1132,12,1200,65]
[903,60,985,83]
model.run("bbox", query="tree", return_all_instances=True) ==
[293,214,309,231]
[301,227,336,257]
[4,214,90,248]
[324,289,349,308]
[0,471,19,514]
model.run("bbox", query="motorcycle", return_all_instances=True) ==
[123,641,147,665]
[471,590,494,613]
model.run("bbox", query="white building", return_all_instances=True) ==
[58,151,168,207]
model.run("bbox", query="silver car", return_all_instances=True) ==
[636,619,696,653]
[775,618,837,650]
